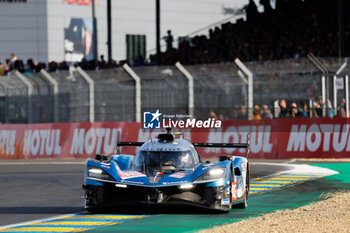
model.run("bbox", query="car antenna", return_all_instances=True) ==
[246,133,251,159]
[116,130,121,154]
[150,135,154,145]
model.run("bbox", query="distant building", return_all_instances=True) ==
[0,0,242,63]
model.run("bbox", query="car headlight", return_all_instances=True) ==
[195,167,227,182]
[209,168,225,176]
[87,166,114,180]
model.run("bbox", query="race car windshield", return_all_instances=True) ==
[133,150,193,172]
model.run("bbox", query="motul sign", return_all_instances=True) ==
[0,118,350,159]
[287,124,350,152]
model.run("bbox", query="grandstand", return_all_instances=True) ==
[0,0,349,123]
[155,0,348,65]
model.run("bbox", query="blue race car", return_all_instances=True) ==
[83,129,250,212]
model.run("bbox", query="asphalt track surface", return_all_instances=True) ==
[0,160,293,227]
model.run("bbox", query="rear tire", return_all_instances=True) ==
[229,169,233,209]
[234,165,249,209]
[235,192,248,209]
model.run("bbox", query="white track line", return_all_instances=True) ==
[0,213,75,229]
[284,159,297,164]
[251,162,338,176]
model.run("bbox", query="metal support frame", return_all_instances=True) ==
[273,100,279,118]
[333,75,337,115]
[15,71,33,123]
[40,69,59,122]
[333,62,348,116]
[322,75,326,116]
[235,58,253,120]
[123,64,141,122]
[0,78,12,123]
[175,62,195,118]
[346,75,349,117]
[307,54,329,117]
[77,67,95,123]
[237,70,248,84]
[309,99,313,118]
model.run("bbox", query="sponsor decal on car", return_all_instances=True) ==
[232,182,237,200]
[152,172,164,182]
[121,180,145,184]
[162,181,187,185]
[118,170,147,179]
[169,172,186,178]
[221,199,230,205]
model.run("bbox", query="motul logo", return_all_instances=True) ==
[23,130,61,156]
[205,125,273,154]
[287,124,350,152]
[0,130,16,155]
[70,128,121,155]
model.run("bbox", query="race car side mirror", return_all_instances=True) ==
[95,154,108,161]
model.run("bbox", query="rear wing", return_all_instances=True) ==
[116,134,251,158]
[117,141,250,158]
[116,141,143,154]
[192,142,248,148]
[192,141,250,158]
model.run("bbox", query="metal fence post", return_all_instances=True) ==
[273,100,279,118]
[40,69,59,122]
[307,54,329,117]
[175,62,194,118]
[15,71,33,123]
[123,64,141,122]
[234,58,253,120]
[334,62,348,116]
[333,75,337,116]
[77,67,95,123]
[321,75,326,116]
[346,75,349,117]
[309,99,313,118]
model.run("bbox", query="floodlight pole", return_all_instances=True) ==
[107,0,112,62]
[92,0,98,61]
[339,0,345,58]
[156,0,161,65]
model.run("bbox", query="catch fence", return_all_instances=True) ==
[0,57,348,123]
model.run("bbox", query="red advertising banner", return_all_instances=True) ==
[0,118,349,160]
[276,118,350,158]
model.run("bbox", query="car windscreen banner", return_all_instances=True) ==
[0,118,349,159]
